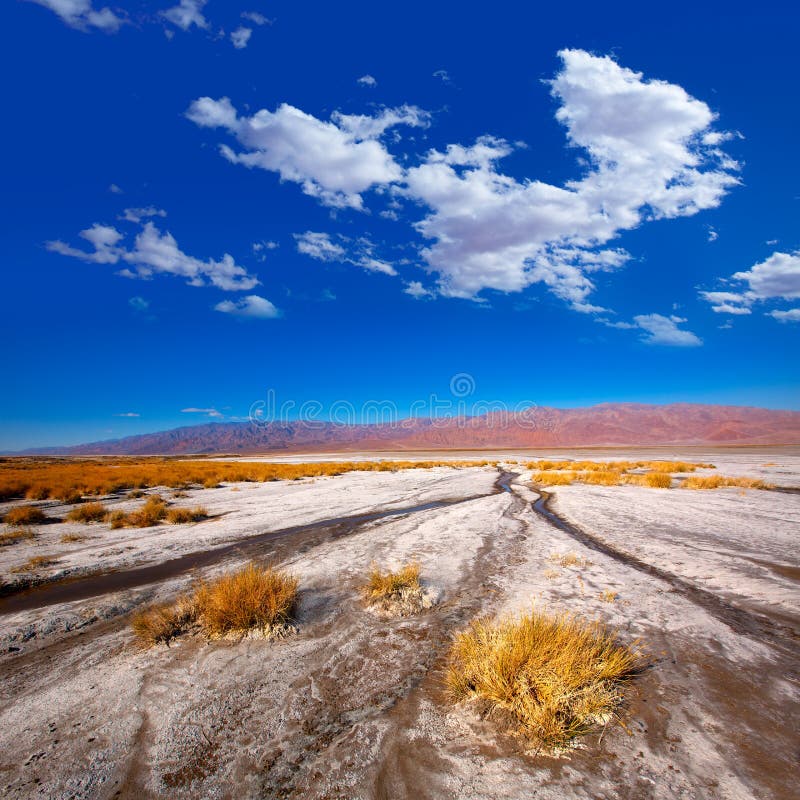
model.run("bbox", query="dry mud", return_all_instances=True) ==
[0,452,798,799]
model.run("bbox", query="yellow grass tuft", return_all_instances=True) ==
[531,471,575,486]
[3,505,47,526]
[66,501,108,523]
[599,589,618,603]
[119,496,168,528]
[550,552,590,568]
[60,533,87,543]
[362,561,422,602]
[0,527,36,546]
[575,470,623,486]
[11,554,58,573]
[165,506,208,524]
[681,475,772,490]
[194,564,298,637]
[446,609,643,749]
[131,596,198,646]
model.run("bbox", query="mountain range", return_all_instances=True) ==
[12,403,800,455]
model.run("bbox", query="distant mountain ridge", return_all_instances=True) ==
[10,403,800,455]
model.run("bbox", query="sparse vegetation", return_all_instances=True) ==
[361,561,431,616]
[194,564,298,637]
[681,475,772,490]
[599,589,618,603]
[446,609,643,749]
[532,471,575,486]
[550,552,590,568]
[117,496,168,528]
[0,527,35,546]
[11,554,58,573]
[0,458,489,502]
[166,506,208,524]
[66,501,108,523]
[60,533,87,543]
[527,459,713,473]
[132,596,198,646]
[108,510,127,529]
[3,505,47,526]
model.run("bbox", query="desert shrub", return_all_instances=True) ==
[11,554,58,573]
[531,471,575,486]
[446,609,642,749]
[0,527,35,546]
[60,533,87,543]
[3,506,47,526]
[166,506,208,524]
[124,496,168,528]
[681,475,771,490]
[66,501,108,523]
[131,596,198,646]
[362,562,422,602]
[194,563,298,637]
[108,510,127,529]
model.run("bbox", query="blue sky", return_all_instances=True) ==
[1,0,798,449]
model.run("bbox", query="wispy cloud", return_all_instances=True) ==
[633,314,702,346]
[114,412,140,417]
[28,0,123,32]
[294,232,397,276]
[181,407,222,417]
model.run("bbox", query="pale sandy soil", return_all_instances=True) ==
[0,451,797,799]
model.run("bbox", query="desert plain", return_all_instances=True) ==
[0,448,798,799]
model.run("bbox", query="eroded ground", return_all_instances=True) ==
[1,451,798,799]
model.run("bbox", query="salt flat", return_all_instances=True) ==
[0,450,797,799]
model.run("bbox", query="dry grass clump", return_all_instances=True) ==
[66,501,108,523]
[0,527,36,546]
[194,564,298,637]
[131,596,198,646]
[3,505,47,526]
[166,506,208,524]
[446,609,642,749]
[60,533,87,543]
[681,475,772,490]
[531,471,575,486]
[625,471,673,489]
[550,552,590,568]
[527,459,714,475]
[0,457,486,502]
[108,510,127,530]
[11,554,58,573]
[599,589,618,603]
[361,561,432,616]
[575,470,623,486]
[119,496,168,528]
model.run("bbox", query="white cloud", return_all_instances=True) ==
[186,98,428,209]
[128,296,149,312]
[701,250,800,318]
[707,226,718,242]
[294,231,397,276]
[109,183,123,194]
[402,49,739,306]
[433,69,452,84]
[181,407,223,416]
[214,295,280,319]
[230,26,252,49]
[241,10,271,25]
[404,281,435,299]
[294,231,345,261]
[47,219,258,291]
[28,0,123,32]
[633,314,702,346]
[114,412,140,417]
[769,308,800,322]
[357,75,377,87]
[119,206,167,223]
[162,0,208,31]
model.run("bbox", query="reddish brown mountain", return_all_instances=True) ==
[13,403,800,455]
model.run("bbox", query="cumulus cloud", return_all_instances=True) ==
[28,0,123,32]
[162,0,208,31]
[402,49,739,306]
[700,250,800,318]
[769,308,800,322]
[633,314,702,346]
[404,281,435,299]
[47,219,258,291]
[186,98,428,209]
[214,295,280,319]
[357,75,377,87]
[294,231,345,261]
[294,232,397,276]
[119,206,166,223]
[230,26,252,49]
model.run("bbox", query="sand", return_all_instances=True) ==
[0,449,797,799]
